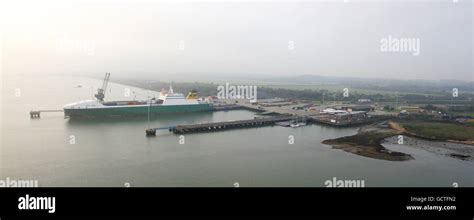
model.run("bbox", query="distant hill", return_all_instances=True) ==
[263,75,474,95]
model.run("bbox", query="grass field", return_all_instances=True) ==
[459,113,474,117]
[400,121,474,141]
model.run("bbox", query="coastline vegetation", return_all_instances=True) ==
[398,121,474,143]
[321,129,413,161]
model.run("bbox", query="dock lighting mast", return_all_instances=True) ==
[95,72,111,102]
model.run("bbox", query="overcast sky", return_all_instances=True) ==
[1,0,472,81]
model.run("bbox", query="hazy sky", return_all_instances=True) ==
[1,0,472,81]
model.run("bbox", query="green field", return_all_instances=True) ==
[459,113,474,117]
[400,121,474,141]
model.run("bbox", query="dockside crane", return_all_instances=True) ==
[95,72,111,102]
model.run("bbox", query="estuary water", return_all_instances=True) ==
[1,74,473,187]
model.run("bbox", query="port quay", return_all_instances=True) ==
[145,99,393,136]
[30,97,391,136]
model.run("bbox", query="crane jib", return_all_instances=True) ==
[95,72,111,102]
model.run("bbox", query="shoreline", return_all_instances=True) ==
[321,123,413,161]
[322,121,473,161]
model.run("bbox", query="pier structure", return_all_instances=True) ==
[146,125,178,136]
[145,100,393,136]
[145,111,392,136]
[146,115,301,136]
[212,104,264,112]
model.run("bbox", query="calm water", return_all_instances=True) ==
[1,75,473,187]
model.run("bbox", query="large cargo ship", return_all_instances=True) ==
[63,73,213,118]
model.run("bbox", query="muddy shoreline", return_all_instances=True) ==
[322,122,413,161]
[322,121,474,161]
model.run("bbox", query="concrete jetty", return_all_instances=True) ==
[146,115,299,136]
